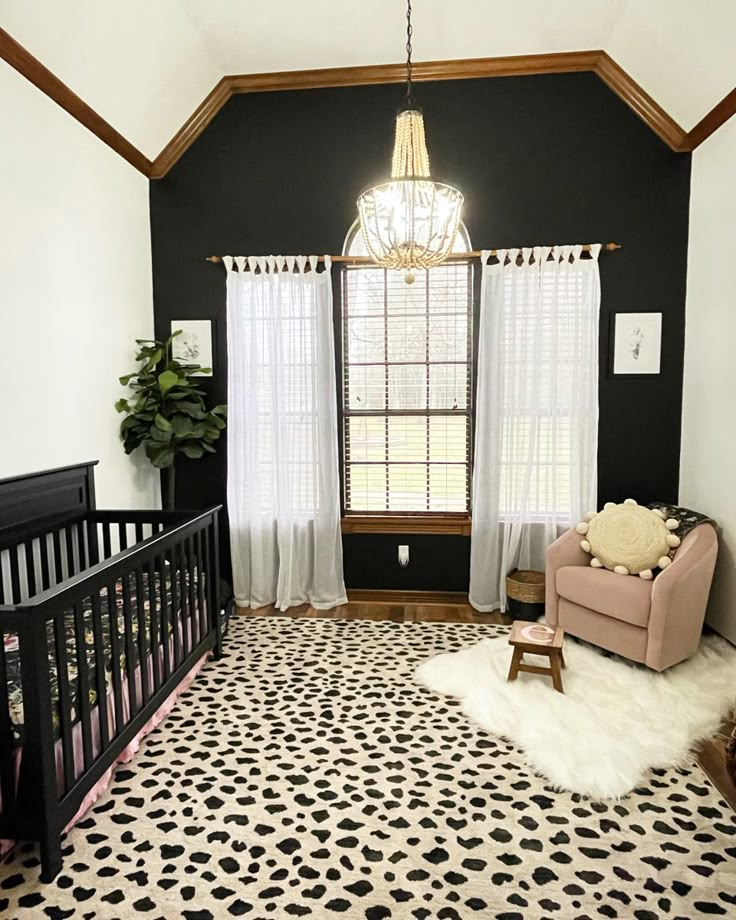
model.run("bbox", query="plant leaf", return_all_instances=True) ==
[158,370,178,393]
[171,415,193,437]
[180,444,204,460]
[150,448,175,468]
[154,413,172,432]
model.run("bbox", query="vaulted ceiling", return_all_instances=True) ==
[2,0,735,163]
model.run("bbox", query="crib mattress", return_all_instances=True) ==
[2,568,202,745]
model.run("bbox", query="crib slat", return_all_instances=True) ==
[147,559,161,692]
[120,573,138,715]
[76,522,87,571]
[64,527,76,578]
[203,524,213,639]
[135,568,150,707]
[102,523,111,560]
[106,581,125,736]
[0,639,17,820]
[118,522,128,552]
[52,529,64,584]
[169,547,182,669]
[72,603,94,770]
[186,535,197,649]
[53,616,76,792]
[87,519,101,567]
[8,545,22,604]
[178,541,190,657]
[196,530,206,645]
[158,555,172,681]
[90,588,110,750]
[134,522,144,545]
[39,533,51,591]
[23,539,37,599]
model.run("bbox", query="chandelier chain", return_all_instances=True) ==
[405,0,414,108]
[356,0,463,272]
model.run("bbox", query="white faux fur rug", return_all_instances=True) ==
[415,631,736,799]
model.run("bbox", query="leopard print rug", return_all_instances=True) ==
[1,616,734,919]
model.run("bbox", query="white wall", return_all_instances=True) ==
[679,115,736,643]
[607,0,736,131]
[0,61,159,509]
[2,0,221,159]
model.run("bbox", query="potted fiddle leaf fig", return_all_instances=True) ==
[116,330,227,510]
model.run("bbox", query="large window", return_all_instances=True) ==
[341,224,473,514]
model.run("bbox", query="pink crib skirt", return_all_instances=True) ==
[0,629,210,858]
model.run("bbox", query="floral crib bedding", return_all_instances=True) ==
[1,567,201,746]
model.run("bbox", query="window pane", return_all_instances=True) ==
[348,365,385,410]
[387,314,427,362]
[345,267,385,315]
[387,417,427,463]
[429,364,467,410]
[347,316,385,362]
[387,365,427,409]
[428,314,468,362]
[388,465,428,511]
[347,464,387,511]
[429,417,468,462]
[429,465,468,511]
[385,271,427,316]
[345,417,385,462]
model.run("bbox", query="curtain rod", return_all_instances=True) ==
[205,243,621,266]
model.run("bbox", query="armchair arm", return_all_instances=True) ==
[545,528,590,625]
[647,524,718,671]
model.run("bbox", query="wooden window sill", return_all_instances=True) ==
[341,515,472,536]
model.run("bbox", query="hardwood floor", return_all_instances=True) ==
[236,598,735,811]
[237,599,511,625]
[697,717,736,812]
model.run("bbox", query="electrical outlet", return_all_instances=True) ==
[398,545,409,567]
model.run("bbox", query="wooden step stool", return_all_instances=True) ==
[507,621,565,693]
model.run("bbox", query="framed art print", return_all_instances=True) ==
[611,312,662,376]
[170,320,213,376]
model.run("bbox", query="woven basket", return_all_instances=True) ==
[506,569,545,604]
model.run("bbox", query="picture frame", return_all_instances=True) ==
[610,312,662,376]
[170,320,213,377]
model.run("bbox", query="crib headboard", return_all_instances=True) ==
[0,461,98,546]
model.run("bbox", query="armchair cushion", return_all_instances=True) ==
[556,565,652,627]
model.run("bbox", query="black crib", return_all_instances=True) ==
[0,461,222,880]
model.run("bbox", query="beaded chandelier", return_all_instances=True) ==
[356,0,463,273]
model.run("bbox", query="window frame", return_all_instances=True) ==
[338,223,475,523]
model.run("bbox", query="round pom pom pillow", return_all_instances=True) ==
[575,499,681,580]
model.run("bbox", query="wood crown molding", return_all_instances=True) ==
[593,51,689,152]
[0,27,152,176]
[153,48,727,177]
[150,50,599,178]
[342,515,472,536]
[3,25,733,180]
[686,87,736,150]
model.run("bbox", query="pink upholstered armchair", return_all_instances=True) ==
[545,524,718,671]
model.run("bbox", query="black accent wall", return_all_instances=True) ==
[149,72,691,591]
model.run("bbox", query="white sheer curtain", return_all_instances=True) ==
[469,244,601,611]
[225,254,347,610]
